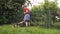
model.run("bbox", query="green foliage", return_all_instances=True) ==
[0,0,25,24]
[30,0,60,27]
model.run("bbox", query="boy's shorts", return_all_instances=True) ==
[25,20,30,22]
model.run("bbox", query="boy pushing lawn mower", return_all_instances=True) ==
[13,0,31,27]
[13,5,30,27]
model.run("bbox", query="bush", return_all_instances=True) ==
[0,0,25,24]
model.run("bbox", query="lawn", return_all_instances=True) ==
[0,25,60,34]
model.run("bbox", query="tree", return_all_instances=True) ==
[0,0,25,24]
[31,0,59,27]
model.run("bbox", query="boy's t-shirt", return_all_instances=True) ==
[24,7,30,14]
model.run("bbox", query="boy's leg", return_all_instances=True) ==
[25,22,28,27]
[28,22,30,26]
[25,20,30,27]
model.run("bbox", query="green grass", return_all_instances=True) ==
[0,25,60,34]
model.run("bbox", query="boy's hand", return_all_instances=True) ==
[24,12,26,14]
